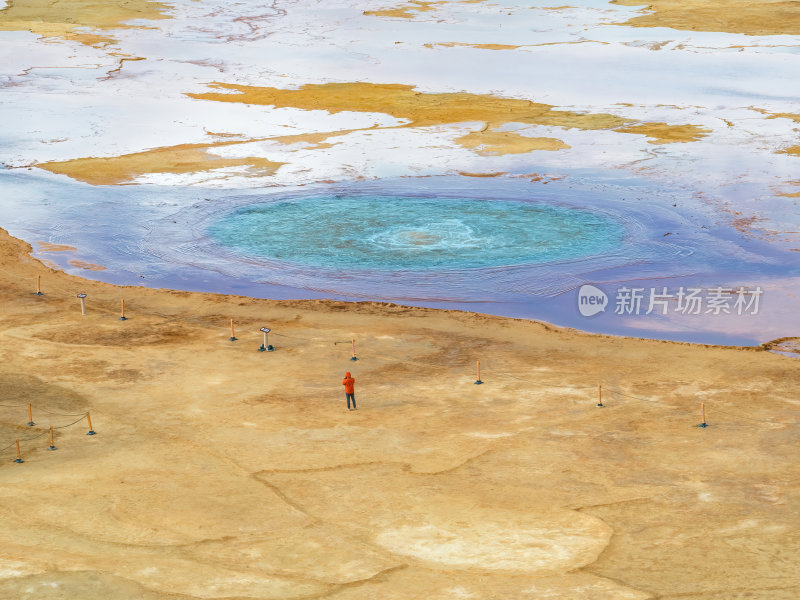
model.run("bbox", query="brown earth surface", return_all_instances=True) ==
[0,0,171,46]
[454,129,570,154]
[37,142,285,186]
[364,0,484,19]
[780,145,800,157]
[611,0,800,36]
[0,226,798,598]
[183,82,694,138]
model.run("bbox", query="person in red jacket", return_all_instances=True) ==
[342,371,356,410]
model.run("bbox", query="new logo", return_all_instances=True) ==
[578,284,608,317]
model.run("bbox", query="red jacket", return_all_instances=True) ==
[342,372,355,394]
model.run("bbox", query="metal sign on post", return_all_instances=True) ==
[258,327,274,352]
[77,293,87,315]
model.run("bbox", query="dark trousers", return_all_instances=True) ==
[346,393,356,409]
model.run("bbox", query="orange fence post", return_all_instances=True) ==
[27,403,34,426]
[350,338,358,361]
[474,360,483,385]
[229,318,237,342]
[86,412,96,436]
[597,384,604,408]
[119,299,127,321]
[699,403,708,428]
[35,274,43,296]
[13,439,23,463]
[48,425,57,451]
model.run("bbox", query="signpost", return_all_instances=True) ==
[258,327,274,352]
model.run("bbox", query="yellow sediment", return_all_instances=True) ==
[766,113,800,123]
[611,0,800,36]
[433,42,523,50]
[363,1,441,19]
[68,259,106,271]
[0,0,172,46]
[34,128,372,185]
[187,82,633,131]
[364,0,483,19]
[206,131,250,139]
[267,129,367,150]
[36,82,711,185]
[514,172,567,182]
[38,258,59,269]
[458,171,507,177]
[776,180,800,197]
[760,104,800,158]
[425,41,608,50]
[614,122,711,144]
[36,242,78,253]
[38,141,284,185]
[753,109,800,123]
[187,81,708,143]
[455,129,570,155]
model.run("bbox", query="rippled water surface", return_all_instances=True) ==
[2,170,797,345]
[207,195,625,270]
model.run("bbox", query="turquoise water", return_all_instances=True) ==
[207,195,625,270]
[4,169,796,345]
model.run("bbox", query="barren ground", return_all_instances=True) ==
[0,228,797,599]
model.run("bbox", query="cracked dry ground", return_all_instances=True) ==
[0,229,798,599]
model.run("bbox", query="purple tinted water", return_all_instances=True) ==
[2,169,797,346]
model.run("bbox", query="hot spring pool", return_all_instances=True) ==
[4,170,793,345]
[206,195,626,270]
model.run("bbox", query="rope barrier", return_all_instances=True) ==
[0,401,89,417]
[0,413,91,461]
[456,358,799,427]
[52,414,88,429]
[705,406,799,426]
[601,387,662,404]
[596,386,800,425]
[0,430,49,453]
[36,407,90,417]
[3,267,799,432]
